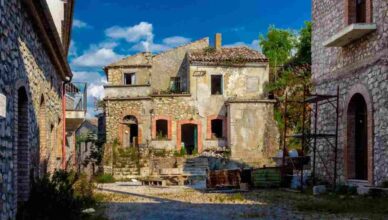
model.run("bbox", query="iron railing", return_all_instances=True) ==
[65,82,87,111]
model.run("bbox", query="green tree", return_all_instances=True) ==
[259,26,296,80]
[263,22,312,151]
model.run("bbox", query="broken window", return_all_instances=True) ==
[356,0,366,23]
[211,119,223,138]
[211,75,223,95]
[170,77,181,93]
[156,119,168,139]
[124,73,136,85]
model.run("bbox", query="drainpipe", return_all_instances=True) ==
[62,77,71,169]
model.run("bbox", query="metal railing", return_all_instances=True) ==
[65,82,87,111]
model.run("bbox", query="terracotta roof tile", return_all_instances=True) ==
[188,46,267,64]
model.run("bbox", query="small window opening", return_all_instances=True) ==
[170,77,181,93]
[211,75,223,95]
[156,119,168,139]
[124,73,136,85]
[211,119,223,139]
[356,0,366,23]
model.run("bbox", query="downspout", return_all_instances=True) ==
[62,77,71,169]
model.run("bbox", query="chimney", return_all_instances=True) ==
[215,33,222,50]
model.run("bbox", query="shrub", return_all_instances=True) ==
[95,173,115,183]
[17,170,91,220]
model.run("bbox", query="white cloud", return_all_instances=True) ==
[70,44,124,68]
[224,39,262,52]
[105,22,154,43]
[162,36,191,47]
[73,19,89,29]
[72,71,107,117]
[105,22,191,53]
[130,36,192,53]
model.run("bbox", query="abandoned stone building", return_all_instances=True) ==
[312,0,388,186]
[103,34,279,172]
[0,0,78,218]
[75,119,98,175]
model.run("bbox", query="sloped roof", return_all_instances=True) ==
[104,52,152,69]
[188,46,267,65]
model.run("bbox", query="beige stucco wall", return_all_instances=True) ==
[227,102,279,167]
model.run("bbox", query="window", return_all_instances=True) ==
[124,73,136,85]
[211,75,223,95]
[170,77,181,93]
[211,119,223,139]
[346,0,371,24]
[156,119,168,139]
[356,0,366,23]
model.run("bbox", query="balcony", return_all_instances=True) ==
[65,82,87,131]
[324,23,377,47]
[104,84,152,99]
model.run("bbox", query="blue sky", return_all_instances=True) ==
[68,0,311,117]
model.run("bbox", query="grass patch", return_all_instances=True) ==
[94,174,116,183]
[296,195,388,216]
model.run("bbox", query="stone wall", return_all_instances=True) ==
[0,0,66,218]
[312,0,388,186]
[151,38,209,91]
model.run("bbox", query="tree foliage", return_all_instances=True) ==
[261,22,312,150]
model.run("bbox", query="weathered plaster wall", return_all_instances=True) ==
[227,102,279,167]
[189,64,269,117]
[0,0,66,218]
[312,0,388,185]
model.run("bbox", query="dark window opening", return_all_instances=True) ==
[356,0,366,23]
[170,77,181,93]
[156,119,168,139]
[211,119,223,138]
[211,75,223,95]
[124,73,136,85]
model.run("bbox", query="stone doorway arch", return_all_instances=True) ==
[344,84,374,185]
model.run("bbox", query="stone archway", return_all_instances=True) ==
[344,84,374,185]
[122,115,139,148]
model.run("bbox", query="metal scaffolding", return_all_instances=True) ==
[281,86,340,190]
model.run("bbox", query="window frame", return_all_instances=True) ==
[210,74,223,95]
[123,73,136,85]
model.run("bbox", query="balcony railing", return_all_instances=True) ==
[66,82,87,111]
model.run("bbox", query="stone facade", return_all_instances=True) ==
[103,35,279,168]
[0,0,74,218]
[312,0,388,186]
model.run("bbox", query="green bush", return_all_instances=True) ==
[17,170,96,220]
[95,173,115,183]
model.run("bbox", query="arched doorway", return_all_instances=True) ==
[39,95,47,175]
[347,93,368,180]
[122,115,138,148]
[17,87,29,202]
